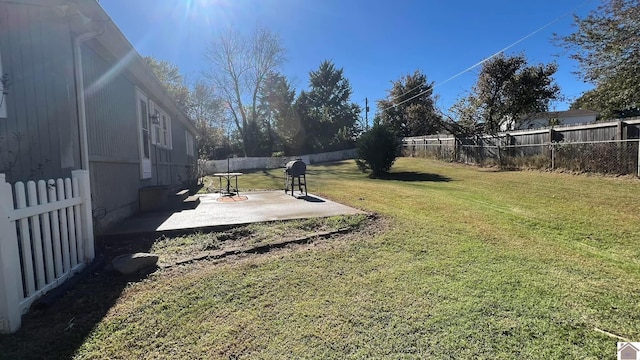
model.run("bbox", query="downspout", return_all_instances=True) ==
[73,30,101,170]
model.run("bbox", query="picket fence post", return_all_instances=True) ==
[72,170,94,262]
[0,174,23,333]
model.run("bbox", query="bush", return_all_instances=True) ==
[355,124,400,177]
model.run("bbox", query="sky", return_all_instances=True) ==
[99,0,600,121]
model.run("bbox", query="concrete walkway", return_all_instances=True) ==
[103,191,364,236]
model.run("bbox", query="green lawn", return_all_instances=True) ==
[4,158,640,359]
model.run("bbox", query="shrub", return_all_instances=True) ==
[355,124,400,177]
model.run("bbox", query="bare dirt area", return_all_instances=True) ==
[0,214,386,360]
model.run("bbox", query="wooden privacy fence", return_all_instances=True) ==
[0,170,94,333]
[403,118,640,176]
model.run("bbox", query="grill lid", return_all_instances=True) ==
[285,160,306,176]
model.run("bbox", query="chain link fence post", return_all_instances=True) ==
[637,139,640,177]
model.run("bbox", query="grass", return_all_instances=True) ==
[1,158,639,359]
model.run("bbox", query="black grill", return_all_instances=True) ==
[284,159,307,197]
[285,160,306,177]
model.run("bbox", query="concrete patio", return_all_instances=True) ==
[102,191,364,236]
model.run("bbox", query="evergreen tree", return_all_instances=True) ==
[296,61,360,153]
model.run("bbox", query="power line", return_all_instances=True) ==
[380,0,594,113]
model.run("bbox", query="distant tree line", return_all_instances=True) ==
[146,28,361,160]
[146,0,639,160]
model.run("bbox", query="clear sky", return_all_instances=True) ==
[99,0,599,120]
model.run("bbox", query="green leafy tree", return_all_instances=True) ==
[377,70,442,136]
[449,94,483,136]
[296,60,361,153]
[561,0,640,118]
[453,53,560,133]
[143,56,191,111]
[355,123,400,177]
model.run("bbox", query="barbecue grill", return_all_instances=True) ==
[284,159,307,197]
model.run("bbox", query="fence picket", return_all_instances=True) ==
[1,171,94,333]
[64,179,78,267]
[14,182,35,296]
[56,179,70,273]
[72,178,84,262]
[37,180,55,283]
[26,181,45,290]
[72,170,94,262]
[0,174,23,333]
[48,180,63,278]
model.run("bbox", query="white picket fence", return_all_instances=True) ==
[0,170,94,333]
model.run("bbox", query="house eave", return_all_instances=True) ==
[73,1,199,136]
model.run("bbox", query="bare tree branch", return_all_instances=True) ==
[204,27,286,156]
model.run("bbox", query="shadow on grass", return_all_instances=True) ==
[0,234,160,360]
[261,169,284,179]
[377,171,452,182]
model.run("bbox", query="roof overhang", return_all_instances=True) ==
[70,0,199,135]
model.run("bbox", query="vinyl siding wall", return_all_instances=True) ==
[0,1,197,231]
[81,42,197,230]
[0,2,80,183]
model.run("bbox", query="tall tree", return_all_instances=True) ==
[258,72,296,154]
[204,27,286,156]
[376,70,442,136]
[561,0,640,118]
[143,56,190,111]
[449,94,482,135]
[189,81,226,159]
[296,61,361,153]
[452,53,560,133]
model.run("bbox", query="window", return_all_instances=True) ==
[161,113,171,148]
[153,108,160,143]
[186,131,195,157]
[0,48,6,119]
[137,90,152,179]
[150,102,172,149]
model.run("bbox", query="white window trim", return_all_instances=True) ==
[150,101,172,149]
[0,48,7,119]
[136,89,152,179]
[186,131,195,157]
[161,111,172,149]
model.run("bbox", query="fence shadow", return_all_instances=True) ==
[378,171,452,182]
[0,234,160,360]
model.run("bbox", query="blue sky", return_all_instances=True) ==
[99,0,599,119]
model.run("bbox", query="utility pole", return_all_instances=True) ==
[365,97,369,129]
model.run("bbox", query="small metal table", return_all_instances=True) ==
[213,172,243,196]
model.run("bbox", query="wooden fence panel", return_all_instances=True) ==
[0,170,94,333]
[402,119,640,176]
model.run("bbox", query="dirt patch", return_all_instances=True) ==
[0,214,387,360]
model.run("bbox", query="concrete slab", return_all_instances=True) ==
[102,191,364,236]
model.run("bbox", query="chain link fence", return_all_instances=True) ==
[403,139,640,176]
